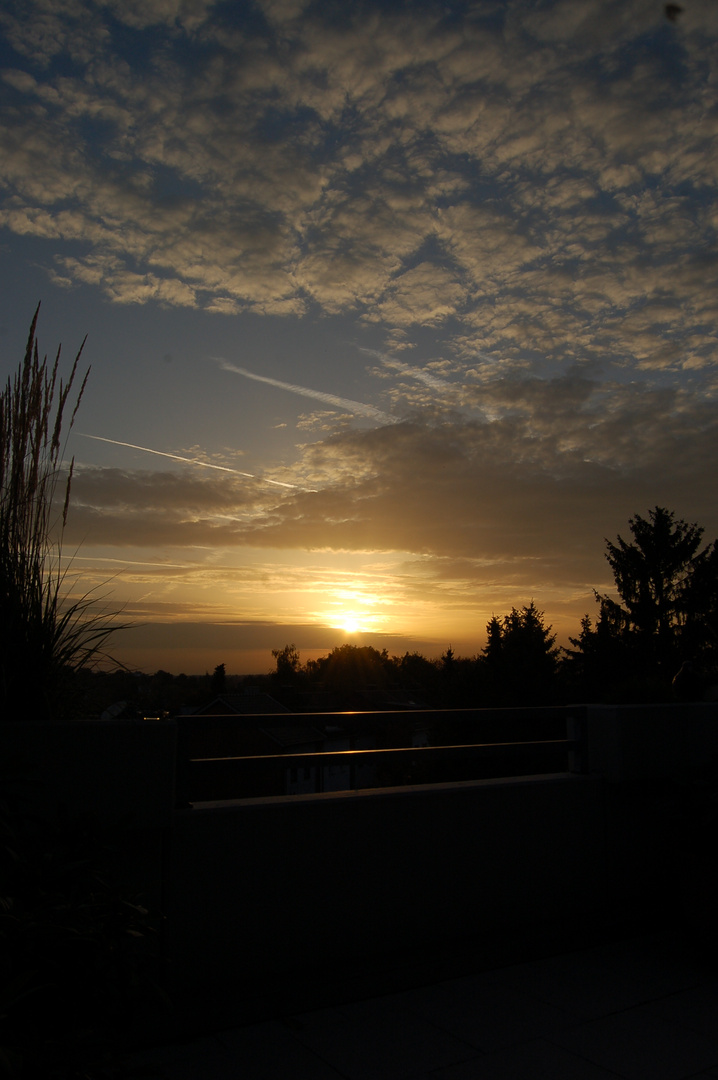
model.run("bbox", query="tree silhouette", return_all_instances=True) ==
[481,601,559,705]
[601,508,705,648]
[271,643,301,682]
[210,662,226,696]
[680,540,718,664]
[309,644,390,694]
[569,507,718,700]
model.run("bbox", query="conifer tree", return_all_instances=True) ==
[569,507,718,700]
[481,601,559,705]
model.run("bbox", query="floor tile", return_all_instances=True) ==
[392,970,505,1016]
[491,936,712,1021]
[428,1037,626,1079]
[216,1020,347,1079]
[548,1001,718,1080]
[125,1036,236,1080]
[649,981,718,1040]
[392,973,580,1052]
[287,995,478,1080]
[122,934,718,1080]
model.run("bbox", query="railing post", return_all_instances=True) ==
[567,707,589,774]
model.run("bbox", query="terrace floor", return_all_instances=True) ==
[129,929,718,1080]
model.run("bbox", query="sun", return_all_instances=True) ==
[326,587,389,635]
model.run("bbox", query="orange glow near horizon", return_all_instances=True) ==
[65,544,595,674]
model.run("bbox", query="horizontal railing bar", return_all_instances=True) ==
[178,707,572,725]
[188,739,575,768]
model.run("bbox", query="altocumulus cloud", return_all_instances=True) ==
[1,0,717,377]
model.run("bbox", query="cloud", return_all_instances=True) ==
[102,0,216,31]
[362,347,453,392]
[216,359,399,425]
[1,0,715,365]
[66,372,718,574]
[367,262,469,329]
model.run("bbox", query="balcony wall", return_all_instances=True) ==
[3,702,717,1036]
[165,772,607,1025]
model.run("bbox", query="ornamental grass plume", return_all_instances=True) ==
[0,305,125,721]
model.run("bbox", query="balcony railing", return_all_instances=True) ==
[176,707,587,804]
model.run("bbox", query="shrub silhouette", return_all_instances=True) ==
[0,306,126,721]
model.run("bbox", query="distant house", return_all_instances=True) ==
[180,694,292,761]
[192,690,290,716]
[99,700,144,721]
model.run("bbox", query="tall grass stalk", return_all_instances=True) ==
[0,306,124,720]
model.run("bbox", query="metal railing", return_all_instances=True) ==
[176,712,586,804]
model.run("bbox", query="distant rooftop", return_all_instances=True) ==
[192,693,290,715]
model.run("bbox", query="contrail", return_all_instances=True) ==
[61,554,190,568]
[215,359,399,425]
[360,347,452,392]
[81,434,249,473]
[78,434,300,489]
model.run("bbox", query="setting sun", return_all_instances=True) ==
[325,586,393,637]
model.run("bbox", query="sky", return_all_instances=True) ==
[1,0,717,675]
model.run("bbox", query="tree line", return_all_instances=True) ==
[268,507,718,709]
